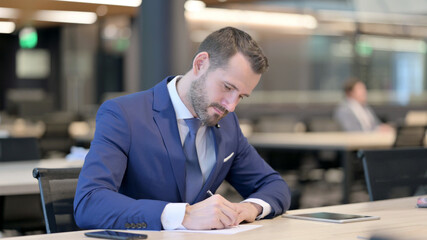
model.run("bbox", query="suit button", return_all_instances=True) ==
[136,223,142,228]
[130,223,136,228]
[141,222,147,228]
[125,223,131,228]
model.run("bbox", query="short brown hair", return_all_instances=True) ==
[343,77,362,95]
[196,27,269,74]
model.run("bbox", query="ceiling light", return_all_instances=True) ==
[0,21,15,34]
[34,10,97,24]
[96,5,108,16]
[0,7,97,24]
[184,0,206,12]
[55,0,142,7]
[318,10,427,27]
[0,7,19,19]
[358,35,426,53]
[186,8,317,29]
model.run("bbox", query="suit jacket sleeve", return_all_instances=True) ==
[334,102,363,132]
[225,114,291,218]
[73,100,168,230]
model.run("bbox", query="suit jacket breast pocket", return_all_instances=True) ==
[223,152,234,163]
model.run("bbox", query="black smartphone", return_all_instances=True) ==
[85,230,148,240]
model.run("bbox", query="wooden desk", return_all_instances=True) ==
[1,196,425,240]
[0,159,84,196]
[248,132,395,151]
[248,132,396,203]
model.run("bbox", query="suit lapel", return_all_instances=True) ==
[152,77,186,201]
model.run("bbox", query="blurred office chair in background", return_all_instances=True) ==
[254,116,306,133]
[32,168,81,233]
[0,137,40,162]
[392,125,427,148]
[306,116,342,133]
[0,137,44,234]
[5,89,53,120]
[252,116,306,170]
[39,112,78,158]
[358,148,427,201]
[306,116,342,169]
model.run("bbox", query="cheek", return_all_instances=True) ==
[206,85,222,103]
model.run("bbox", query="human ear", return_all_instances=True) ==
[192,52,209,75]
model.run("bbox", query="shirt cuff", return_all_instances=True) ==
[242,198,272,220]
[160,203,188,230]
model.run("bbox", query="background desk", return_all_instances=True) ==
[0,159,84,233]
[248,131,395,151]
[1,196,425,240]
[0,159,84,196]
[249,132,396,203]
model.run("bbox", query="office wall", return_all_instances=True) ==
[0,27,60,117]
[1,1,427,122]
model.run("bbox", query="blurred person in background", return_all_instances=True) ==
[334,78,393,132]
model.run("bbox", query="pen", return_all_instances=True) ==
[207,190,214,197]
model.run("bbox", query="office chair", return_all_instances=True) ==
[306,116,341,132]
[254,116,306,133]
[0,137,41,162]
[32,168,81,233]
[39,112,79,157]
[358,148,427,201]
[393,125,427,148]
[306,116,342,169]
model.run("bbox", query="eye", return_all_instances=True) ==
[224,84,232,91]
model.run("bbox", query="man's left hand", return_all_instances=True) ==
[233,202,262,225]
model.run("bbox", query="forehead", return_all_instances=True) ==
[209,53,261,94]
[353,82,366,91]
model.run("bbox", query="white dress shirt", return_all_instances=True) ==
[161,76,271,230]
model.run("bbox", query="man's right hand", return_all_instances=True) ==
[182,194,239,230]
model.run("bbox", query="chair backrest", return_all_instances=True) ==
[32,167,81,233]
[255,116,306,133]
[393,125,426,148]
[307,116,342,132]
[0,137,40,162]
[358,148,427,201]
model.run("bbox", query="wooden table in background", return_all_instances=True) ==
[0,158,84,196]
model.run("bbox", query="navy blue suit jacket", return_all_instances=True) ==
[73,76,291,230]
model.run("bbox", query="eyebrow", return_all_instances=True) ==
[225,81,250,98]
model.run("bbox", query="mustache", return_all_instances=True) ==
[209,103,228,115]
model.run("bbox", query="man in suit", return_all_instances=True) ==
[74,27,291,231]
[334,78,392,132]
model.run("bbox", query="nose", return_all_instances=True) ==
[222,94,240,113]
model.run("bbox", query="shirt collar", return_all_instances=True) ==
[347,98,365,108]
[167,75,194,120]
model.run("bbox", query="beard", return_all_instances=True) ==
[188,73,229,126]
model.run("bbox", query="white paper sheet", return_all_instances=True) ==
[164,224,262,234]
